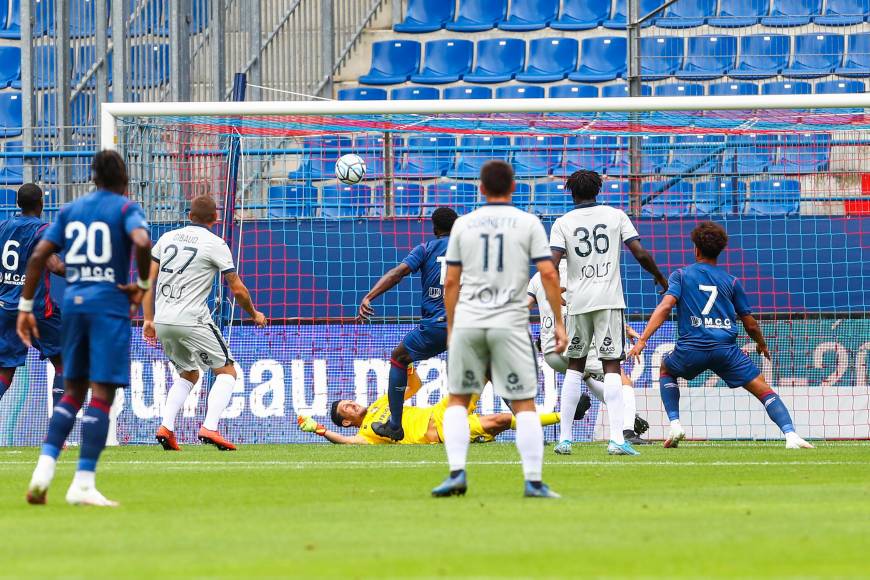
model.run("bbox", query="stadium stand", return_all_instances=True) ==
[550,0,610,30]
[708,0,769,27]
[393,0,455,33]
[337,87,387,100]
[783,34,845,78]
[495,84,545,98]
[0,0,21,39]
[640,36,684,80]
[358,40,420,85]
[569,36,626,82]
[654,82,705,97]
[410,39,473,84]
[730,34,791,80]
[656,0,716,28]
[815,79,866,93]
[511,135,564,178]
[394,135,455,178]
[603,0,664,29]
[675,35,737,80]
[445,0,506,32]
[516,37,579,82]
[442,85,492,99]
[449,135,511,177]
[463,38,526,83]
[641,181,695,217]
[372,182,424,216]
[762,80,813,94]
[0,46,20,89]
[815,0,869,25]
[549,84,598,98]
[709,81,760,95]
[835,33,870,76]
[320,183,370,218]
[498,0,559,31]
[268,184,317,218]
[390,86,439,99]
[695,179,745,215]
[762,0,823,27]
[747,179,802,215]
[426,181,478,214]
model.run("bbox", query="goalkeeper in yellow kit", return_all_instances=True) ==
[297,367,559,445]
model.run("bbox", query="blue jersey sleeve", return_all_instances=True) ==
[42,210,65,248]
[122,202,148,236]
[401,244,426,273]
[665,269,682,300]
[731,278,752,317]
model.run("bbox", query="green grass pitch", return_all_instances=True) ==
[1,442,868,578]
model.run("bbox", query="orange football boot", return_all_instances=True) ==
[156,425,181,451]
[198,427,237,451]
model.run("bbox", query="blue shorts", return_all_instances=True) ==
[62,312,131,385]
[663,344,761,388]
[402,324,448,362]
[0,308,63,368]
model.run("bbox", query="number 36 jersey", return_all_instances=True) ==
[549,202,639,315]
[151,224,235,326]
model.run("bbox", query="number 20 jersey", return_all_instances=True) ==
[151,224,235,326]
[549,202,639,315]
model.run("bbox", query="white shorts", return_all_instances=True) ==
[156,322,234,372]
[448,327,539,401]
[566,309,625,361]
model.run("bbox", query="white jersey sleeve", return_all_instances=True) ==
[210,240,236,274]
[548,217,568,254]
[620,211,640,244]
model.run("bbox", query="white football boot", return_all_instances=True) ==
[785,432,814,449]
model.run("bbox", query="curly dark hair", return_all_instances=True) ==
[691,221,729,259]
[431,207,458,236]
[565,170,603,202]
[92,150,129,193]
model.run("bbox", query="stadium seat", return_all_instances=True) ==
[69,0,108,38]
[746,179,800,215]
[564,135,618,175]
[835,33,870,77]
[268,184,318,218]
[768,134,831,174]
[676,35,737,81]
[597,180,630,210]
[358,41,420,85]
[33,45,57,90]
[814,0,869,25]
[320,184,371,218]
[601,83,652,97]
[371,183,424,216]
[394,0,455,33]
[512,182,532,210]
[129,43,170,88]
[464,38,526,84]
[516,38,579,83]
[410,40,473,84]
[729,35,790,80]
[640,36,684,81]
[0,47,21,89]
[34,0,55,36]
[641,181,695,217]
[661,135,725,175]
[531,182,573,215]
[569,37,626,83]
[656,0,716,28]
[127,0,163,36]
[695,179,745,215]
[449,135,510,178]
[761,0,822,26]
[761,80,812,94]
[608,136,670,175]
[337,87,387,101]
[495,85,545,99]
[426,182,479,214]
[549,84,598,98]
[0,0,21,39]
[783,34,844,78]
[499,0,557,31]
[445,0,506,32]
[395,135,455,178]
[443,85,492,99]
[654,83,705,97]
[0,92,22,138]
[0,141,24,185]
[511,136,564,178]
[603,0,664,29]
[390,86,440,100]
[353,135,386,180]
[723,134,778,174]
[815,79,865,93]
[551,0,610,30]
[287,136,351,181]
[708,0,769,27]
[709,82,760,96]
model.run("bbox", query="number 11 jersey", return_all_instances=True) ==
[549,202,639,315]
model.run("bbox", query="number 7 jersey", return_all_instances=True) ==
[549,202,640,315]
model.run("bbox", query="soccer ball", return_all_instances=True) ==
[335,154,367,185]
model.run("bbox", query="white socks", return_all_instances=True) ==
[559,370,583,443]
[584,375,605,402]
[443,405,470,472]
[622,384,637,432]
[161,377,194,432]
[515,411,543,482]
[31,455,57,486]
[72,470,95,488]
[203,374,236,431]
[603,373,625,445]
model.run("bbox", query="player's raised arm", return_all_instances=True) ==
[357,261,412,321]
[628,294,677,360]
[731,277,770,360]
[15,238,60,347]
[224,272,267,327]
[296,416,370,444]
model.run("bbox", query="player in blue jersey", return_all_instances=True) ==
[0,184,65,407]
[19,150,153,507]
[357,207,458,441]
[627,222,813,450]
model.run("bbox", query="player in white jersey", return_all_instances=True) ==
[528,265,651,449]
[549,170,667,456]
[433,161,566,499]
[142,196,267,451]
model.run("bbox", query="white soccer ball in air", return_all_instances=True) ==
[335,154,367,185]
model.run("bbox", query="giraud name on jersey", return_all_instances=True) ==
[172,232,200,244]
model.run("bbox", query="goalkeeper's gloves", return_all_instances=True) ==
[297,415,327,436]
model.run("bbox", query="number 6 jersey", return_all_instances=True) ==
[549,202,639,315]
[151,224,235,326]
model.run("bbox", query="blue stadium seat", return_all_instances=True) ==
[564,135,618,175]
[768,134,831,174]
[601,83,652,97]
[426,182,479,214]
[747,180,800,215]
[551,0,609,30]
[511,182,532,210]
[127,0,163,36]
[516,38,579,83]
[569,37,626,82]
[656,0,716,28]
[531,182,573,215]
[268,184,317,218]
[287,136,351,181]
[512,136,564,178]
[320,184,371,218]
[371,183,424,216]
[394,0,455,33]
[0,47,20,89]
[549,84,598,98]
[603,0,664,29]
[0,92,22,138]
[641,181,695,217]
[495,85,545,99]
[640,36,684,80]
[337,87,387,101]
[445,0,506,32]
[443,85,492,99]
[761,0,822,26]
[783,34,844,78]
[661,135,725,175]
[390,86,440,100]
[358,41,420,85]
[464,38,526,84]
[814,0,869,25]
[676,35,737,80]
[709,82,759,96]
[33,45,56,90]
[708,0,769,27]
[761,80,812,94]
[34,0,55,36]
[723,134,778,174]
[353,135,386,180]
[75,44,113,88]
[729,35,790,80]
[0,141,24,186]
[835,33,870,77]
[597,180,630,210]
[129,43,170,88]
[815,79,865,93]
[654,83,705,97]
[0,0,21,39]
[607,136,670,175]
[395,135,455,178]
[499,0,558,30]
[70,0,108,38]
[410,39,473,84]
[449,135,510,178]
[695,179,744,215]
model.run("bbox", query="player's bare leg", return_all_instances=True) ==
[198,364,238,451]
[743,374,813,449]
[157,369,198,451]
[65,383,119,507]
[432,394,472,497]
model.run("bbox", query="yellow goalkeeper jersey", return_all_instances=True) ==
[357,395,437,445]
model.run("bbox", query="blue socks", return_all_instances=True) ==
[78,398,111,473]
[660,374,681,421]
[51,372,64,409]
[387,359,408,429]
[41,394,82,459]
[757,390,795,434]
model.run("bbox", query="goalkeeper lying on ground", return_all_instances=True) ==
[297,367,559,445]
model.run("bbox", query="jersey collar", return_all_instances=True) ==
[189,223,210,230]
[574,202,598,208]
[484,202,512,206]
